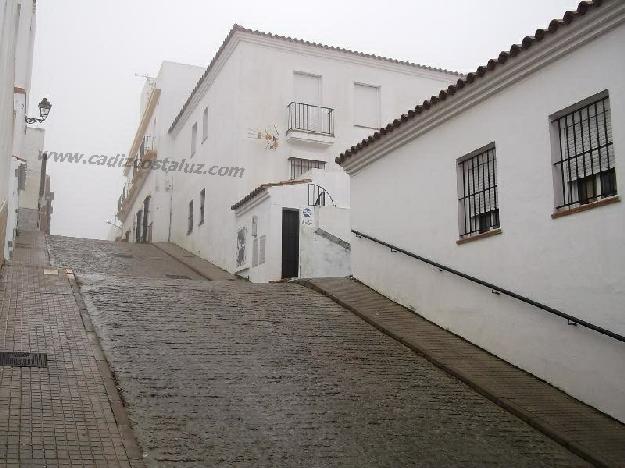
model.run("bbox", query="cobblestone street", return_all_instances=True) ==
[44,235,588,467]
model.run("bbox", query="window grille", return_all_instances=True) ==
[289,157,326,179]
[553,93,616,209]
[458,144,499,238]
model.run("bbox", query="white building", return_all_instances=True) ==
[17,126,52,233]
[339,0,625,422]
[119,25,460,282]
[0,0,44,262]
[116,61,206,242]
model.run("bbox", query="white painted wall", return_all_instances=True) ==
[19,126,44,210]
[168,30,458,276]
[0,0,37,258]
[348,12,625,422]
[234,171,351,282]
[119,61,205,242]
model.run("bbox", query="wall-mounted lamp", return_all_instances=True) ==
[25,97,52,124]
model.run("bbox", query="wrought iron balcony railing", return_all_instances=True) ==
[287,102,334,136]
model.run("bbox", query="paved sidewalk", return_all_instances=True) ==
[152,242,237,281]
[299,277,625,468]
[0,231,144,467]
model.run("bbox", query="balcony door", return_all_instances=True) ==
[294,72,321,132]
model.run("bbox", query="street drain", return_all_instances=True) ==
[165,274,191,280]
[0,352,48,368]
[113,253,134,259]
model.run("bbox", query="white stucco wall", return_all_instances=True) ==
[19,126,44,210]
[234,181,351,283]
[0,0,37,258]
[119,62,205,242]
[168,31,458,275]
[348,13,625,421]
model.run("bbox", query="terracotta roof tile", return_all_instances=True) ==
[169,25,461,133]
[230,178,312,211]
[336,0,602,167]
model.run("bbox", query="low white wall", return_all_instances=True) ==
[300,222,351,278]
[352,236,625,422]
[316,205,350,241]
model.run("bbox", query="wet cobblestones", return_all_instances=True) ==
[47,235,587,467]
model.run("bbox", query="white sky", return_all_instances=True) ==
[29,0,581,239]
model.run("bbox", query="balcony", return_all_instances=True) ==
[286,102,335,145]
[117,137,157,221]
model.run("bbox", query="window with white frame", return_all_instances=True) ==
[551,91,616,210]
[354,83,380,129]
[457,143,500,238]
[202,107,208,142]
[191,122,198,156]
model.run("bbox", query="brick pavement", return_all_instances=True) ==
[299,277,625,468]
[47,236,591,467]
[0,232,144,468]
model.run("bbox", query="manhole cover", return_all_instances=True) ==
[0,352,48,368]
[165,274,191,280]
[113,253,134,259]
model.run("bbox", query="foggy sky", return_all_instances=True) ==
[29,0,581,239]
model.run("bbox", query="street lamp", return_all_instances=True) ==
[25,98,52,124]
[106,220,123,231]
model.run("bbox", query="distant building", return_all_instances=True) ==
[338,0,625,422]
[0,0,47,262]
[16,127,53,234]
[117,26,459,282]
[116,61,206,243]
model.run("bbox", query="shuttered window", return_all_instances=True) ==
[553,92,616,208]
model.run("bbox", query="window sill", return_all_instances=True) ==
[457,228,502,245]
[551,196,620,219]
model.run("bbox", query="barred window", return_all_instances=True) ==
[458,143,500,238]
[552,92,616,209]
[289,157,326,179]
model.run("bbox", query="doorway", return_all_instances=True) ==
[281,209,299,279]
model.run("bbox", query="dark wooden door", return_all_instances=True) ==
[281,209,299,279]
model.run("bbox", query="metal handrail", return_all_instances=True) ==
[352,229,625,343]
